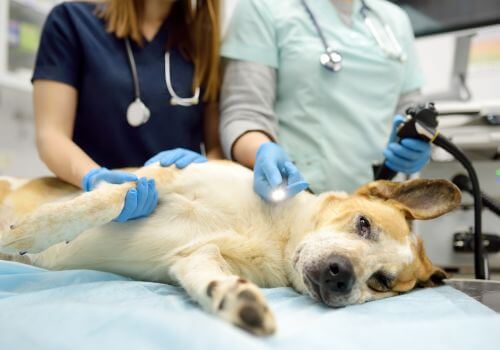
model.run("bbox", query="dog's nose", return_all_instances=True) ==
[321,254,355,294]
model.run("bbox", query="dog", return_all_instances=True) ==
[0,161,460,335]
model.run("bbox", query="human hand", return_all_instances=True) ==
[145,148,207,169]
[383,115,431,174]
[82,168,158,222]
[253,142,309,202]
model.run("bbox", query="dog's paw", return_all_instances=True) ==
[208,277,276,336]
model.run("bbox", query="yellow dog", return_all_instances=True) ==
[0,161,460,335]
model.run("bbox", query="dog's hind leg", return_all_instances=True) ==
[170,244,276,336]
[0,181,136,255]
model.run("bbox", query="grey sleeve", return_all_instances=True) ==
[220,59,278,159]
[394,89,423,116]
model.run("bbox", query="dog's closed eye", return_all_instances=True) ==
[367,271,394,292]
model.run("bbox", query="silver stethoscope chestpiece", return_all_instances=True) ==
[124,38,200,127]
[320,49,343,72]
[127,98,151,127]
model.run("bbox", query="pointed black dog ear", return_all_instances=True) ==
[355,179,461,220]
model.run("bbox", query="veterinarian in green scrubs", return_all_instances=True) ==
[220,0,431,200]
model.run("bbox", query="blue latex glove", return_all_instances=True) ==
[253,142,309,202]
[145,148,207,169]
[82,168,158,222]
[383,115,432,174]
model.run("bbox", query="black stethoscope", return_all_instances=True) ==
[124,38,200,127]
[301,0,407,72]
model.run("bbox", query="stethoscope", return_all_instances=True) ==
[124,38,200,127]
[301,0,407,73]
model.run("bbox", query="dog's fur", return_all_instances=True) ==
[0,161,460,335]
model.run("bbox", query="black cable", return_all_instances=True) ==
[452,174,500,217]
[433,135,488,279]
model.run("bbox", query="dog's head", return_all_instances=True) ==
[292,179,461,307]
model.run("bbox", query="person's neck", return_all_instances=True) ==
[141,0,174,41]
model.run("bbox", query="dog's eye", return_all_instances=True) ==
[367,271,393,292]
[357,216,371,239]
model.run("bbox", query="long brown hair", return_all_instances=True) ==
[97,0,221,102]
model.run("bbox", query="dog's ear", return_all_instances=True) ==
[392,237,448,292]
[414,237,448,287]
[355,179,461,220]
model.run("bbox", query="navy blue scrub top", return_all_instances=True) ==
[32,2,204,169]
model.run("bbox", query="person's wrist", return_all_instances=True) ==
[81,167,106,192]
[256,141,276,159]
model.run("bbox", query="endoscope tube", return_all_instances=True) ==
[453,174,500,217]
[481,193,500,217]
[433,134,488,280]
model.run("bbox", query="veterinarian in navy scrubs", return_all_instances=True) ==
[32,0,222,222]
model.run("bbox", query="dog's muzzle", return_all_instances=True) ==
[304,254,356,305]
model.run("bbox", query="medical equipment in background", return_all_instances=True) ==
[452,174,500,218]
[124,38,200,127]
[425,33,475,102]
[373,103,489,280]
[300,0,406,73]
[454,231,500,254]
[452,174,500,256]
[415,101,500,274]
[394,0,500,103]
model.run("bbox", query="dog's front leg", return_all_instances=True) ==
[0,182,134,255]
[170,244,276,336]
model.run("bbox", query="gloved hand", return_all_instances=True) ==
[383,115,432,174]
[145,148,207,169]
[253,142,309,202]
[82,168,158,222]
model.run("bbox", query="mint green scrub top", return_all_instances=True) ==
[221,0,424,193]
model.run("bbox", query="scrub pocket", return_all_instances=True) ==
[292,154,328,195]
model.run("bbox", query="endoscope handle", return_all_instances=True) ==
[373,119,414,180]
[373,118,427,180]
[373,163,398,180]
[374,103,439,181]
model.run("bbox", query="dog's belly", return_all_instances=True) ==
[32,210,284,285]
[32,162,288,285]
[31,219,235,283]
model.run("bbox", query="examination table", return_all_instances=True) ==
[1,261,499,350]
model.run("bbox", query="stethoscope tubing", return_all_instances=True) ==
[125,38,142,100]
[124,38,200,108]
[301,0,331,54]
[301,0,406,71]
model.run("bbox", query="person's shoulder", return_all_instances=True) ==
[369,0,413,32]
[237,0,301,21]
[367,0,408,20]
[236,0,296,17]
[46,1,98,23]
